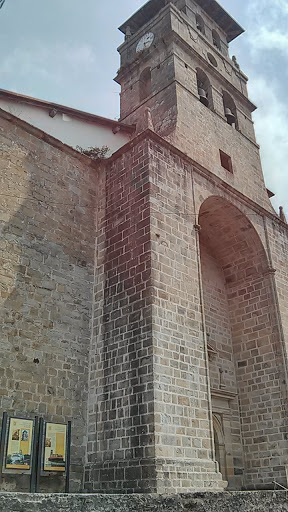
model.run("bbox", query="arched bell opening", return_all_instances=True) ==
[196,68,213,110]
[199,196,287,490]
[212,29,222,52]
[195,13,205,35]
[222,91,238,128]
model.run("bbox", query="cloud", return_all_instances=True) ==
[248,77,288,212]
[0,43,96,84]
[247,0,288,20]
[242,0,288,213]
[252,27,288,56]
[0,42,98,110]
[246,0,288,54]
[62,45,96,68]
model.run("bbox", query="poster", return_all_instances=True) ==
[5,417,33,470]
[44,423,67,472]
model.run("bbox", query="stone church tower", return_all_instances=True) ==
[85,0,288,493]
[1,0,288,498]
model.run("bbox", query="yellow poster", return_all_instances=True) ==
[44,423,67,472]
[6,417,33,470]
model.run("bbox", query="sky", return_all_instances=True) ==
[0,0,287,213]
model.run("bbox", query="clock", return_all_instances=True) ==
[136,32,154,52]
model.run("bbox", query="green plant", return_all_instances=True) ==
[76,145,109,160]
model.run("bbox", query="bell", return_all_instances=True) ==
[198,88,209,107]
[225,107,236,125]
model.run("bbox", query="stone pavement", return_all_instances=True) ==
[0,491,287,512]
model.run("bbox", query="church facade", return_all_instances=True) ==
[1,0,288,495]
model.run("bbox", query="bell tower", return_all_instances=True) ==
[115,0,273,211]
[89,0,288,495]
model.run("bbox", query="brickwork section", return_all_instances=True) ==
[201,247,237,391]
[201,246,244,489]
[149,141,224,492]
[265,217,288,378]
[0,116,100,491]
[173,87,271,211]
[2,116,288,494]
[85,141,156,493]
[84,138,227,493]
[117,8,177,137]
[83,134,288,493]
[228,274,286,487]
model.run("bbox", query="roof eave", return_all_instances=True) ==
[119,0,244,43]
[0,88,135,134]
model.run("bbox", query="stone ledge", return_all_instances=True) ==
[0,491,287,512]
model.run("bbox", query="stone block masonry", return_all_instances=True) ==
[2,0,288,496]
[111,0,288,490]
[2,108,288,494]
[148,140,224,492]
[198,195,288,488]
[85,139,157,493]
[85,128,288,493]
[0,110,104,492]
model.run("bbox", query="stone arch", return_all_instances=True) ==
[195,13,205,35]
[222,90,238,128]
[212,29,221,51]
[213,413,227,480]
[198,195,287,489]
[196,68,213,110]
[139,67,152,102]
[199,195,267,280]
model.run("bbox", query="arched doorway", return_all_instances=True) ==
[213,413,227,480]
[198,196,287,489]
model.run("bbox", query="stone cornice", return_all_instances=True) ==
[4,102,285,232]
[107,128,287,230]
[211,388,237,400]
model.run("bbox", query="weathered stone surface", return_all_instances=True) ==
[0,112,104,492]
[0,491,288,512]
[2,0,288,497]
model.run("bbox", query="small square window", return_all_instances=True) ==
[219,150,233,173]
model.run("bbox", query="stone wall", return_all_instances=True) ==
[83,130,288,493]
[85,139,156,493]
[1,111,288,495]
[0,491,288,512]
[201,247,236,392]
[200,246,244,489]
[198,195,288,488]
[0,111,102,492]
[266,217,288,377]
[148,140,224,492]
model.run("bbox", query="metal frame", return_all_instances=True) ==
[0,414,71,493]
[0,412,8,472]
[2,415,35,475]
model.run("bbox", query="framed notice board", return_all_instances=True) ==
[4,416,35,474]
[43,422,67,472]
[0,413,71,492]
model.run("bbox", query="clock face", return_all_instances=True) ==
[136,32,154,52]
